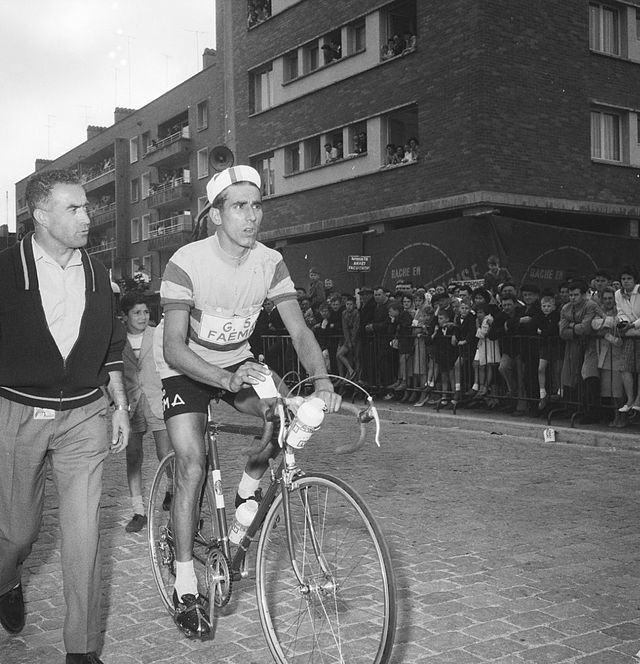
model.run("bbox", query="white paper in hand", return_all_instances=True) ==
[253,370,279,399]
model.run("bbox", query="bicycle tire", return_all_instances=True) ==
[255,472,396,664]
[147,452,217,613]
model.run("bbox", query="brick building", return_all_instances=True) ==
[222,0,640,292]
[14,0,640,297]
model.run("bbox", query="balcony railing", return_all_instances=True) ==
[148,214,193,251]
[89,202,116,228]
[87,239,116,255]
[80,166,115,186]
[146,179,192,209]
[144,127,191,167]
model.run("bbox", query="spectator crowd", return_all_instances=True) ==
[249,257,640,429]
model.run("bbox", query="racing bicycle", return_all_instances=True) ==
[147,377,397,664]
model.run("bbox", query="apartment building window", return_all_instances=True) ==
[347,122,367,156]
[247,0,272,28]
[303,137,321,168]
[302,41,319,74]
[131,178,139,203]
[589,3,620,55]
[141,214,151,241]
[141,172,151,199]
[285,144,300,174]
[250,65,273,113]
[141,131,151,155]
[346,18,366,55]
[381,0,417,60]
[591,109,620,161]
[637,9,640,39]
[197,100,209,130]
[197,148,209,179]
[251,153,275,196]
[129,136,139,163]
[131,217,140,243]
[131,255,152,278]
[283,50,298,82]
[324,130,344,162]
[383,105,419,165]
[321,30,342,64]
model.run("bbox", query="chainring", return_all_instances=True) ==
[205,548,233,608]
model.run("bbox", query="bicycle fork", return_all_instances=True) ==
[280,453,337,594]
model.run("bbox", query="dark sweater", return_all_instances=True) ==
[0,233,125,410]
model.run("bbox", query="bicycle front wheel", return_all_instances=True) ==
[147,452,217,613]
[256,473,396,664]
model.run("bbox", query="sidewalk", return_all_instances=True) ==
[372,398,640,453]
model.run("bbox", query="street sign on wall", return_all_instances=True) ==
[347,255,371,272]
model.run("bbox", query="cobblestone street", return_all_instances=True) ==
[2,402,640,663]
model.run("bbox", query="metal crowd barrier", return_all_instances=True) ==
[255,332,635,428]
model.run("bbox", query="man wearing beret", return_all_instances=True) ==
[154,165,341,638]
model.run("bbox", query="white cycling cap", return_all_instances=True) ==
[206,165,262,204]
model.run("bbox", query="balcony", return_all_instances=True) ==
[147,214,193,252]
[144,128,191,168]
[87,239,116,256]
[89,202,116,228]
[146,178,192,210]
[80,162,116,192]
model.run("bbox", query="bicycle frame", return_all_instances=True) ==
[204,400,330,589]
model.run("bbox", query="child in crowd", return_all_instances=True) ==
[384,302,403,399]
[326,295,344,373]
[312,301,334,371]
[469,302,501,396]
[533,293,561,409]
[453,298,477,401]
[121,293,172,533]
[429,307,458,405]
[337,295,360,380]
[414,304,438,406]
[397,295,417,401]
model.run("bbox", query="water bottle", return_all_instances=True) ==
[286,397,326,449]
[229,499,259,545]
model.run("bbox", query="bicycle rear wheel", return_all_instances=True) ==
[255,473,396,664]
[147,452,217,613]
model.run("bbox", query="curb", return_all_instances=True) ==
[373,402,640,453]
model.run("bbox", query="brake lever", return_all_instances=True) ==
[360,397,380,446]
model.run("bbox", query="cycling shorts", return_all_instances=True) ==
[161,358,259,421]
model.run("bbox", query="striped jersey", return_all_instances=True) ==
[154,233,296,378]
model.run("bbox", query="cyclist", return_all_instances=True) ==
[154,165,341,638]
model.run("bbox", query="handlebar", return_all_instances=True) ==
[240,392,381,457]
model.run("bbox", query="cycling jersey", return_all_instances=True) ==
[154,233,297,378]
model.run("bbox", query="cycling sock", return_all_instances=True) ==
[237,472,261,500]
[131,495,145,515]
[175,560,198,598]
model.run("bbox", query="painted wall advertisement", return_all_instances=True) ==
[281,216,638,293]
